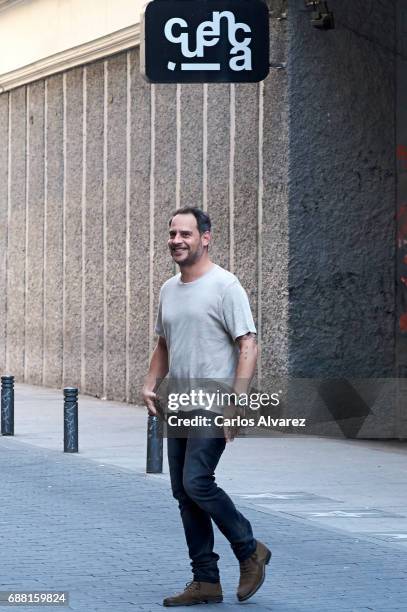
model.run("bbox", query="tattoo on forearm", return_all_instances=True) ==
[237,332,257,359]
[244,332,257,344]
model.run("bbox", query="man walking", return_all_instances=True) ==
[143,207,271,606]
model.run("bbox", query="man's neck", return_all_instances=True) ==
[179,257,214,283]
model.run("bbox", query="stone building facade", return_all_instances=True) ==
[0,0,404,437]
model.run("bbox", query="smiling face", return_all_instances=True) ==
[168,212,210,267]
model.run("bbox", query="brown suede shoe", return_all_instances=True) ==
[163,581,223,607]
[237,540,272,602]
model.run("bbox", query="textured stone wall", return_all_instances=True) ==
[396,0,407,437]
[0,0,399,436]
[286,0,397,437]
[288,0,396,379]
[0,1,289,401]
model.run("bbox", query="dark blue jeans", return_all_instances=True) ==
[167,420,256,583]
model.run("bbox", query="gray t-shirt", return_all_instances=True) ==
[155,264,256,381]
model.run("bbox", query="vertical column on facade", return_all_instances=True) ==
[43,75,64,388]
[63,67,84,389]
[151,83,177,350]
[25,81,45,384]
[176,84,181,210]
[80,67,87,393]
[233,82,260,382]
[6,86,27,380]
[257,80,265,383]
[84,62,104,398]
[229,84,235,274]
[206,84,231,271]
[0,93,8,374]
[127,48,152,403]
[149,83,156,357]
[203,84,208,212]
[103,55,128,401]
[179,84,204,209]
[261,1,289,387]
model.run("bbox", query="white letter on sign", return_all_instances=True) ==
[196,20,220,56]
[229,19,252,71]
[213,11,252,71]
[164,18,196,58]
[164,12,252,72]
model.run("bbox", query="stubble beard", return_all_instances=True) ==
[174,244,205,269]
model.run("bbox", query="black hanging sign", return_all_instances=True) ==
[141,0,270,83]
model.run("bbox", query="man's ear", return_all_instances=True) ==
[201,230,211,247]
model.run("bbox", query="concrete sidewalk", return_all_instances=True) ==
[10,383,407,544]
[1,383,407,612]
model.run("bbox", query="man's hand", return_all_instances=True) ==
[143,388,158,416]
[224,422,238,443]
[223,404,241,443]
[142,336,169,416]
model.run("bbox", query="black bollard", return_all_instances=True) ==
[1,376,14,436]
[146,414,163,473]
[64,387,78,453]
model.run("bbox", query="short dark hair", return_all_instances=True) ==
[169,207,211,234]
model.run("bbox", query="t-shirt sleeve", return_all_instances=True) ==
[221,281,257,341]
[154,293,165,337]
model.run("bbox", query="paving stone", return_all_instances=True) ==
[0,439,406,611]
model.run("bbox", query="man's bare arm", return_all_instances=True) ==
[234,332,258,395]
[142,336,169,415]
[223,333,258,443]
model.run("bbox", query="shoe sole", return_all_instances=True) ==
[237,549,272,603]
[163,596,223,607]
